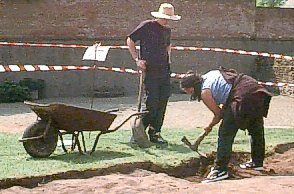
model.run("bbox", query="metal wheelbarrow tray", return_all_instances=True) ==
[19,101,144,158]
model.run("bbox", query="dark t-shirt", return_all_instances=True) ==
[128,20,171,79]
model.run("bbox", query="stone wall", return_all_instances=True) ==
[273,59,294,97]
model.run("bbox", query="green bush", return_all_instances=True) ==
[0,80,31,103]
[19,78,38,91]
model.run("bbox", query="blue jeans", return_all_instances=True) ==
[142,77,170,133]
[215,107,265,171]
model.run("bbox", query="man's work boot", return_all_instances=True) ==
[148,127,168,145]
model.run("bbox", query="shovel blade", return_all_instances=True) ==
[130,115,151,148]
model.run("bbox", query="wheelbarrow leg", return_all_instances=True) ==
[71,133,76,151]
[74,132,83,154]
[70,132,83,154]
[58,131,68,153]
[81,131,87,153]
[91,131,103,154]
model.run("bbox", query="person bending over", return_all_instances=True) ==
[180,67,272,183]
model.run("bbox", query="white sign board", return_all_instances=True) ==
[82,44,110,61]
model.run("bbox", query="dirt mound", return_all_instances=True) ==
[264,142,294,175]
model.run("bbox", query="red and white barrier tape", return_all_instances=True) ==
[257,81,294,87]
[1,64,293,87]
[0,42,88,48]
[0,64,141,74]
[0,41,293,60]
[173,46,294,61]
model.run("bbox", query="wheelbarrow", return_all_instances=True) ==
[19,101,146,158]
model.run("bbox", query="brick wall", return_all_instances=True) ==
[0,0,293,97]
[1,0,293,40]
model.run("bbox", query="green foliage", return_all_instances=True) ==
[0,78,45,103]
[19,78,45,91]
[256,0,288,7]
[0,81,31,103]
[0,127,293,179]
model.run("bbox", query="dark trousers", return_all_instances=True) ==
[215,107,265,171]
[142,77,170,133]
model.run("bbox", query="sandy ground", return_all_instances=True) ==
[2,172,294,194]
[0,94,294,193]
[0,94,294,133]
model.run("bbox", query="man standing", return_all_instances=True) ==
[126,3,181,145]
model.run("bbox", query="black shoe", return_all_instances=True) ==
[201,167,229,183]
[149,132,168,145]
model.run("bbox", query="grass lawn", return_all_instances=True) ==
[1,127,294,180]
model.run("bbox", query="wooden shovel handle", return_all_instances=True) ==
[137,72,144,112]
[181,129,211,151]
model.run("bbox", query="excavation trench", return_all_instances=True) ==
[1,142,294,190]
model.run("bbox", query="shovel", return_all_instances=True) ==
[181,128,212,158]
[130,71,151,148]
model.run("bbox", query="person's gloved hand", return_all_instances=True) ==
[136,59,147,71]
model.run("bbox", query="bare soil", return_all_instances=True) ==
[0,95,294,193]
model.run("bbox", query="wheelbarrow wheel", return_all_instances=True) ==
[23,121,58,158]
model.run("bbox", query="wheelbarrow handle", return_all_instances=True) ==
[91,111,149,154]
[104,108,119,113]
[107,111,148,133]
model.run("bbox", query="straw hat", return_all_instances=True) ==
[151,3,181,21]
